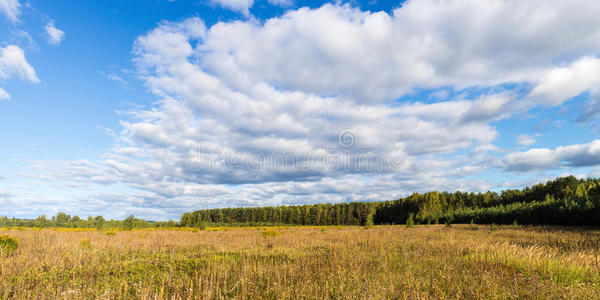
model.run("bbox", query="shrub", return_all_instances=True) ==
[364,213,374,229]
[105,231,116,236]
[0,235,19,254]
[261,229,281,237]
[198,222,207,231]
[406,213,415,228]
[490,223,498,232]
[512,219,518,229]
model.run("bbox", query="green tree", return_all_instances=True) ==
[56,212,69,226]
[123,215,136,230]
[35,215,48,227]
[94,216,105,230]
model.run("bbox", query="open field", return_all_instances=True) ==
[1,225,600,299]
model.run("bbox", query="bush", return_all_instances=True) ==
[198,222,207,231]
[406,213,415,228]
[490,223,498,232]
[364,213,374,229]
[0,235,19,254]
[105,231,116,236]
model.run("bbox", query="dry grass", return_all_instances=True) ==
[1,225,599,299]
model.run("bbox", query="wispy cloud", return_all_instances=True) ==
[0,0,20,23]
[0,44,39,83]
[45,22,65,45]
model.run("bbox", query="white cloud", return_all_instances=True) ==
[0,45,39,83]
[529,57,600,106]
[199,1,600,103]
[503,140,600,171]
[210,0,254,16]
[268,0,293,7]
[105,73,129,89]
[0,87,9,100]
[0,0,20,23]
[516,134,536,146]
[45,22,65,45]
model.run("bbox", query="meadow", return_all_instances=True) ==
[1,225,600,299]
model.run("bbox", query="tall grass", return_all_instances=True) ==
[0,225,599,298]
[0,235,19,254]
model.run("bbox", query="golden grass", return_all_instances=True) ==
[0,235,19,254]
[0,225,599,299]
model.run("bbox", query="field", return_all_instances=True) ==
[1,225,600,299]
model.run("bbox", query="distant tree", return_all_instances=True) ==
[123,215,136,230]
[94,216,105,230]
[56,212,69,226]
[35,215,48,227]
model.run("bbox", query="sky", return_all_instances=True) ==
[1,0,600,220]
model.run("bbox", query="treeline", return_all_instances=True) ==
[181,176,600,227]
[0,213,176,230]
[180,202,376,227]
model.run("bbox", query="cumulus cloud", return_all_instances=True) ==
[198,1,600,103]
[503,140,600,171]
[210,0,254,15]
[529,57,600,106]
[0,0,20,23]
[45,22,65,45]
[0,45,39,83]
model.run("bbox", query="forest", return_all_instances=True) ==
[180,176,600,227]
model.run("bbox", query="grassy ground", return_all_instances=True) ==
[1,225,600,299]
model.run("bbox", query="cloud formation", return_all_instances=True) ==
[197,1,600,103]
[504,140,600,171]
[45,22,65,45]
[0,87,9,100]
[0,0,20,23]
[0,45,39,83]
[18,0,600,219]
[529,57,600,106]
[210,0,254,16]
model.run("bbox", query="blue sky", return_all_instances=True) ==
[1,0,600,220]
